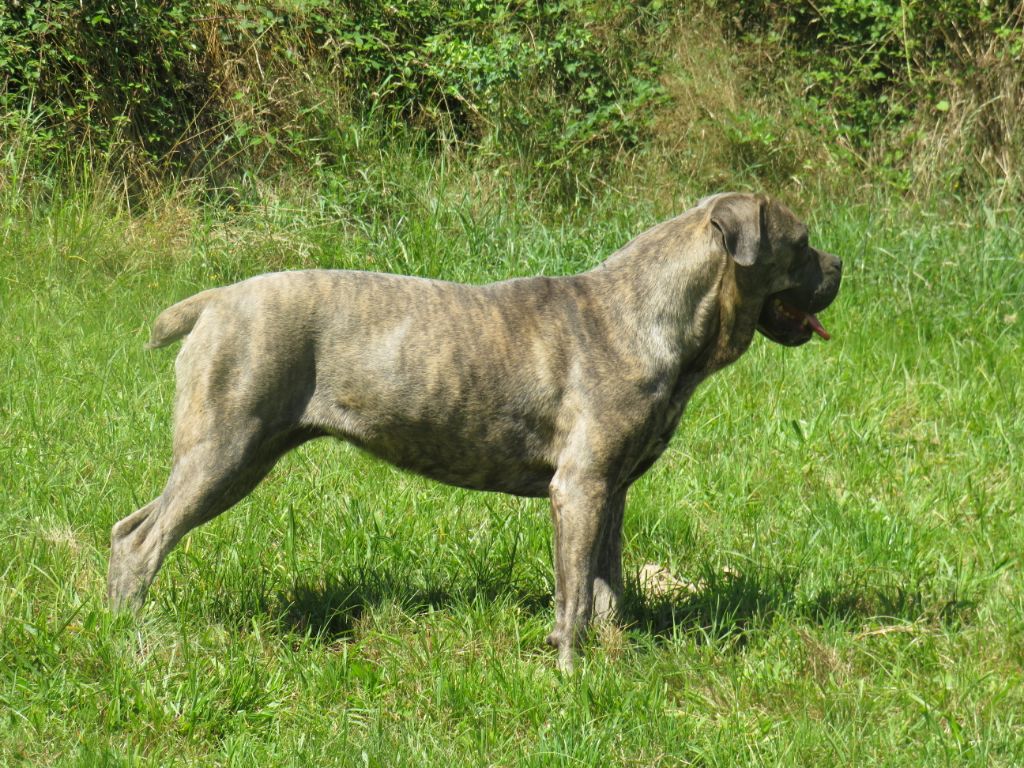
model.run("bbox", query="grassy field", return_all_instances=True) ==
[2,159,1023,765]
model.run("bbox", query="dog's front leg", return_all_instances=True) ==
[545,471,610,672]
[592,489,626,621]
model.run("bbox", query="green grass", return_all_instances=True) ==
[2,162,1023,766]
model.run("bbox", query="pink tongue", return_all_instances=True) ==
[805,312,830,340]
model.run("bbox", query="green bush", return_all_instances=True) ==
[2,0,1019,203]
[712,0,1023,147]
[0,1,207,160]
[0,0,669,197]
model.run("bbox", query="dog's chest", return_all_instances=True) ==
[627,371,705,482]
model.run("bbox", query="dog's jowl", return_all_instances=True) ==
[108,192,841,671]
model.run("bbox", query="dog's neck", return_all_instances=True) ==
[591,219,758,376]
[704,260,761,372]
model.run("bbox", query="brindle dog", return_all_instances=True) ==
[108,192,841,671]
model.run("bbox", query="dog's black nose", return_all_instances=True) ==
[821,251,842,274]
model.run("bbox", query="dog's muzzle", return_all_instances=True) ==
[757,250,842,347]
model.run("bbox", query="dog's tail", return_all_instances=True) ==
[146,288,222,349]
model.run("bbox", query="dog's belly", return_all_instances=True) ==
[306,378,561,497]
[323,414,556,497]
[370,443,554,497]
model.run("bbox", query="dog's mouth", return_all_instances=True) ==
[757,295,830,347]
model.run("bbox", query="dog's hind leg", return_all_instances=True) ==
[107,420,311,612]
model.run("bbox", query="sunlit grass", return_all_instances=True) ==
[2,162,1023,765]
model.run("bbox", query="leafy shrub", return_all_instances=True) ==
[0,0,669,198]
[710,0,1023,197]
[0,1,208,161]
[713,0,1021,140]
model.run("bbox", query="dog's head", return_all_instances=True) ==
[702,192,842,346]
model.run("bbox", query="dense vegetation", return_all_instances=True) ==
[2,0,1021,201]
[1,0,669,199]
[2,2,1023,765]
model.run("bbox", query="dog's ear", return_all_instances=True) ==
[709,195,768,267]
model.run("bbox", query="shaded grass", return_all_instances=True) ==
[2,162,1023,765]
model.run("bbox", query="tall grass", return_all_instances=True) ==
[2,145,1023,764]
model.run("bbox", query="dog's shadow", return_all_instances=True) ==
[257,565,973,646]
[268,568,553,639]
[624,569,974,648]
